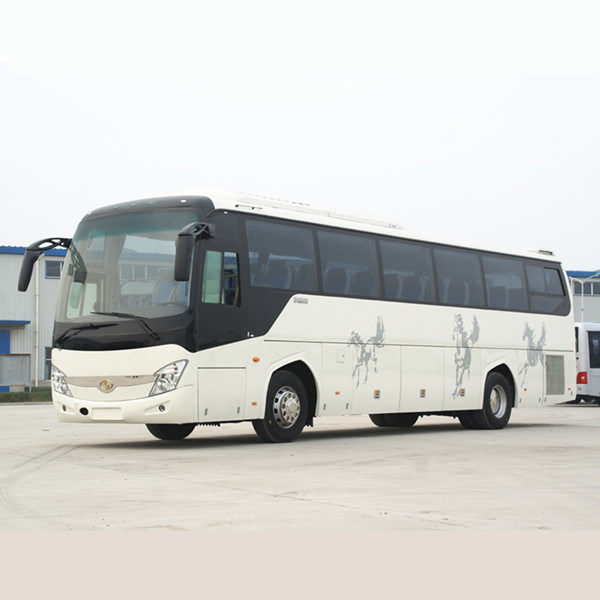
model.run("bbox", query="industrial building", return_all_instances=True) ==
[568,270,600,323]
[0,245,66,391]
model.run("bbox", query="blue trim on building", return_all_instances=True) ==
[0,245,67,257]
[567,270,600,278]
[0,329,10,392]
[0,320,31,326]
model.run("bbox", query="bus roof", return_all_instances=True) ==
[185,188,562,264]
[90,188,562,264]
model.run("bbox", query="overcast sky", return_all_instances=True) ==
[1,1,599,270]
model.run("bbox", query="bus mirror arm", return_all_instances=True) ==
[174,222,216,281]
[18,237,72,292]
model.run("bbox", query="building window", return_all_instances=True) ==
[572,280,600,296]
[45,260,63,279]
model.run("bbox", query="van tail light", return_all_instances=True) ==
[577,372,588,384]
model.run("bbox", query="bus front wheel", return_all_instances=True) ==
[253,370,308,443]
[146,423,196,440]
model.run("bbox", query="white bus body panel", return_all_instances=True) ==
[52,345,198,424]
[575,322,600,401]
[52,294,575,425]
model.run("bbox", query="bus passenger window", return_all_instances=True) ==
[318,230,380,298]
[482,254,528,311]
[589,333,600,369]
[526,264,567,315]
[245,219,318,292]
[434,247,484,307]
[544,268,564,296]
[380,239,435,303]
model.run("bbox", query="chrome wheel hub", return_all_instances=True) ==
[490,385,507,418]
[273,386,301,428]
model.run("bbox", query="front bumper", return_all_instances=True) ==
[53,385,197,424]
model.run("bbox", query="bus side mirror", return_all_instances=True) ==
[18,237,72,292]
[174,222,216,281]
[18,249,41,292]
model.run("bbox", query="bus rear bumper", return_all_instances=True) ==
[52,386,197,424]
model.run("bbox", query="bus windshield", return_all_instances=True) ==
[56,209,199,323]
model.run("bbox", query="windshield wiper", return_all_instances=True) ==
[54,323,117,347]
[91,311,160,341]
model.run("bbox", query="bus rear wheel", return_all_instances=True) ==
[146,423,196,440]
[369,414,389,427]
[253,370,308,443]
[457,411,478,429]
[469,372,512,430]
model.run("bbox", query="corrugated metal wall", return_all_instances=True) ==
[572,296,600,323]
[1,252,63,384]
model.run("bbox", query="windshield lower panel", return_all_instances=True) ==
[55,208,200,350]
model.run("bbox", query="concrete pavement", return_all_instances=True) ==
[1,402,599,530]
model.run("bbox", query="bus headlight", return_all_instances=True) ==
[51,366,72,397]
[150,360,188,396]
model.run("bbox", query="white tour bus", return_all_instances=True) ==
[575,322,600,404]
[19,190,576,442]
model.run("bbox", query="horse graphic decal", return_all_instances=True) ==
[519,322,546,385]
[452,314,480,398]
[348,317,385,387]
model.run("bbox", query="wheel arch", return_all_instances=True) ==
[273,360,318,427]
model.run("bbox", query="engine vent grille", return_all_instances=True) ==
[546,355,565,395]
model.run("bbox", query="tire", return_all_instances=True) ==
[252,371,308,443]
[382,413,419,428]
[470,372,512,430]
[457,411,478,429]
[369,413,418,428]
[369,414,389,427]
[146,423,196,440]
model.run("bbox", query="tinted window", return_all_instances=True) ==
[526,264,568,314]
[210,211,241,240]
[246,219,318,292]
[526,265,546,294]
[481,254,528,311]
[318,230,380,297]
[434,248,484,307]
[380,239,435,303]
[589,332,600,369]
[545,268,564,295]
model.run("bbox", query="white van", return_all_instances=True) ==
[575,322,600,404]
